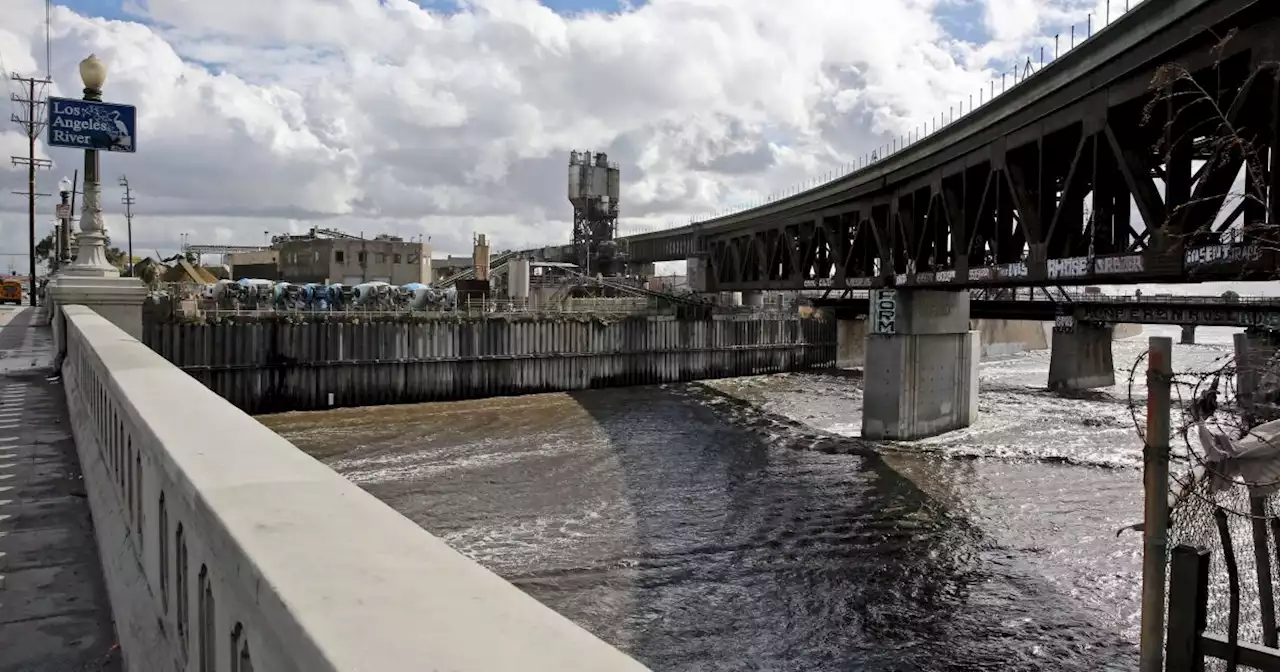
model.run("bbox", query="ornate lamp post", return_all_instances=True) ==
[65,54,118,277]
[56,176,73,272]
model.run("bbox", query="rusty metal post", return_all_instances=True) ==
[1141,336,1172,672]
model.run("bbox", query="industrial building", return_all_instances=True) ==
[430,256,474,283]
[226,249,280,280]
[276,235,432,285]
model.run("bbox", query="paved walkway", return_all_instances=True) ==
[0,306,120,671]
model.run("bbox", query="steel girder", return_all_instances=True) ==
[693,1,1280,292]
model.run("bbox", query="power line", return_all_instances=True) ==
[119,175,136,276]
[10,73,52,306]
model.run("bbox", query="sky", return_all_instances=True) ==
[0,0,1153,271]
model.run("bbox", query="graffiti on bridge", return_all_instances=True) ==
[1080,304,1280,328]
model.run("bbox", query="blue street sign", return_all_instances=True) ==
[46,96,137,153]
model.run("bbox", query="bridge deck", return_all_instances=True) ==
[0,307,119,672]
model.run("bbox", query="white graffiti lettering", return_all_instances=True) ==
[968,267,992,280]
[871,289,898,334]
[935,270,956,283]
[1095,255,1144,274]
[1047,257,1090,279]
[1185,244,1262,267]
[998,262,1028,279]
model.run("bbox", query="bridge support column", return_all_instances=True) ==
[862,290,978,440]
[836,318,866,369]
[1234,330,1280,423]
[1180,325,1196,345]
[1048,323,1115,391]
[742,290,764,308]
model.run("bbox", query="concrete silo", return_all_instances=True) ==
[568,151,623,277]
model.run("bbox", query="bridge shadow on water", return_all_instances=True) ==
[558,384,1137,672]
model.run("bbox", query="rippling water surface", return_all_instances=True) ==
[261,324,1240,671]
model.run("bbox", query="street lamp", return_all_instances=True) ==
[66,54,117,276]
[55,176,72,274]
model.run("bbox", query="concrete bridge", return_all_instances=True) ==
[0,302,650,670]
[9,1,1279,667]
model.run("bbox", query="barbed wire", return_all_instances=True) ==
[1124,340,1280,522]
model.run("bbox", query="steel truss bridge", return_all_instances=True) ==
[605,0,1280,292]
[815,290,1280,329]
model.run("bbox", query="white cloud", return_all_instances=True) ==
[0,0,1125,263]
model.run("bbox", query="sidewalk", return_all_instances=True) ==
[0,306,120,671]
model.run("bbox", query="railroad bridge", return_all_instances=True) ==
[618,0,1280,295]
[605,0,1280,441]
[817,290,1280,403]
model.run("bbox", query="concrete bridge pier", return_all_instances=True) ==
[742,290,765,308]
[862,290,979,440]
[1234,330,1280,423]
[1047,323,1115,391]
[1181,325,1196,345]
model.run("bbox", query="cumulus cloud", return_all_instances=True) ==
[0,0,1120,263]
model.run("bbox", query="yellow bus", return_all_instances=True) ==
[0,278,23,305]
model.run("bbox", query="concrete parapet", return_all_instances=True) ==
[58,305,651,671]
[862,290,979,440]
[47,275,147,341]
[1047,323,1116,391]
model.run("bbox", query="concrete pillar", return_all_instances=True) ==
[862,290,979,440]
[1047,322,1115,391]
[47,276,148,341]
[836,318,867,369]
[1234,330,1280,423]
[1180,324,1196,345]
[742,290,765,308]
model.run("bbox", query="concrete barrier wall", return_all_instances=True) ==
[1113,322,1144,340]
[970,319,1050,357]
[59,305,651,672]
[143,315,836,413]
[839,318,1050,368]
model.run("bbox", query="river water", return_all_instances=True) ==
[261,324,1239,671]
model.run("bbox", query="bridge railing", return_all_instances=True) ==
[58,304,649,671]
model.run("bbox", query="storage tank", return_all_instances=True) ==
[507,256,531,300]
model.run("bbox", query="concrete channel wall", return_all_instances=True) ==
[143,314,837,413]
[835,318,1145,369]
[59,305,651,672]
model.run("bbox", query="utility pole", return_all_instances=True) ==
[119,175,135,276]
[10,73,53,305]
